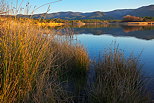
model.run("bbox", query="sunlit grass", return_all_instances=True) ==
[0,17,89,103]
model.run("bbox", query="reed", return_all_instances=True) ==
[89,46,150,103]
[52,37,89,77]
[0,17,89,103]
[0,17,52,102]
[0,1,151,102]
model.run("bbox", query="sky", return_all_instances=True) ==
[9,0,154,14]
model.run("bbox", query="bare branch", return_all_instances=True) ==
[0,11,9,14]
[31,0,62,14]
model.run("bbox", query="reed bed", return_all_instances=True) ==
[89,47,150,103]
[0,0,151,103]
[54,41,89,74]
[52,40,90,102]
[0,17,89,103]
[0,16,151,103]
[0,17,54,103]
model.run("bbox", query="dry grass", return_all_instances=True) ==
[89,46,150,103]
[0,17,53,103]
[0,16,151,103]
[0,17,89,103]
[54,41,89,73]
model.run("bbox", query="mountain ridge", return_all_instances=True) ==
[17,5,154,20]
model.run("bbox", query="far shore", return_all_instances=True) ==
[37,21,154,27]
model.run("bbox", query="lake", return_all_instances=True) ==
[55,24,154,96]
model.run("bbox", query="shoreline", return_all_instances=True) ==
[37,22,154,27]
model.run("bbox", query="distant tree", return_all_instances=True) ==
[143,16,154,22]
[80,19,104,23]
[50,18,68,23]
[123,15,144,22]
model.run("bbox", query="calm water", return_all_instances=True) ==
[56,24,154,96]
[70,25,154,76]
[69,24,154,95]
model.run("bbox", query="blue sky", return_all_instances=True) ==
[9,0,154,14]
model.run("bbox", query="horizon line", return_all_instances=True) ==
[32,4,154,14]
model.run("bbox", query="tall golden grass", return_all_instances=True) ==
[0,17,52,102]
[0,17,89,103]
[0,0,151,102]
[89,46,150,103]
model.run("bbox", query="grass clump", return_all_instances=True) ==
[52,39,89,77]
[0,17,89,103]
[50,36,90,102]
[0,17,53,102]
[90,46,150,103]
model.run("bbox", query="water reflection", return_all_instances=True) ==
[53,24,154,40]
[54,24,154,98]
[53,24,154,75]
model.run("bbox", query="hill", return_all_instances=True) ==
[17,5,154,20]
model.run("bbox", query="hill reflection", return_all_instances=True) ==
[53,24,154,40]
